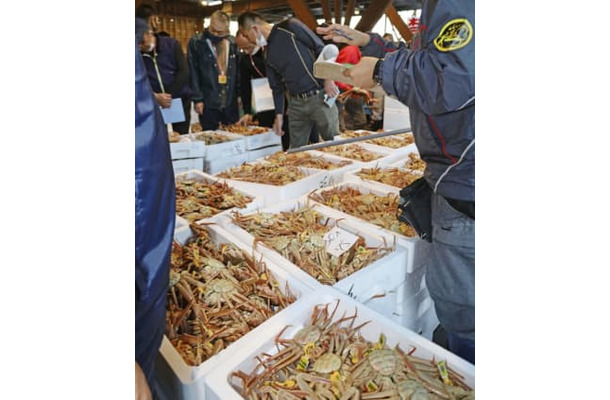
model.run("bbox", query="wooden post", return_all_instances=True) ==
[355,0,392,32]
[343,0,357,26]
[385,4,412,42]
[286,0,319,30]
[334,0,342,24]
[321,0,332,24]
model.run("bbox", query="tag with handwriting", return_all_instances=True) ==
[323,227,359,257]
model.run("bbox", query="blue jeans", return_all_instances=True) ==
[426,192,475,363]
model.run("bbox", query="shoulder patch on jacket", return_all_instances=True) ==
[433,18,473,52]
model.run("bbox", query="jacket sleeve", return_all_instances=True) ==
[167,40,190,98]
[380,31,475,115]
[267,62,285,115]
[187,37,204,103]
[288,18,324,57]
[360,33,398,58]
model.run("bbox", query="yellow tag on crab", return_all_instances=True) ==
[330,371,342,383]
[366,381,378,392]
[437,360,454,386]
[373,333,386,350]
[297,356,309,371]
[275,379,296,388]
[260,273,267,281]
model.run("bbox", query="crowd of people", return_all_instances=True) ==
[136,1,475,398]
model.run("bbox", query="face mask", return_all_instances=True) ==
[205,29,225,44]
[256,32,267,47]
[250,45,261,55]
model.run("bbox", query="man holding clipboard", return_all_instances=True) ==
[137,18,191,134]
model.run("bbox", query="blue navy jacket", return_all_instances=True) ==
[187,33,239,110]
[362,0,475,201]
[141,35,191,99]
[135,39,175,381]
[265,18,326,114]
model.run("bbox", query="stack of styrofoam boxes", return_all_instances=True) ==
[205,286,475,400]
[170,137,206,175]
[216,126,282,164]
[307,180,438,339]
[197,131,248,175]
[173,170,263,227]
[222,198,418,324]
[213,160,327,207]
[154,223,314,400]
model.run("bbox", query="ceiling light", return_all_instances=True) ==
[201,0,222,6]
[354,9,360,15]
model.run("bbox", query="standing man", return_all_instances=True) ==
[188,11,240,130]
[318,0,475,364]
[238,12,339,149]
[137,18,192,134]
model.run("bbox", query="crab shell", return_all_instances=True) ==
[368,349,398,376]
[292,325,322,346]
[312,353,342,374]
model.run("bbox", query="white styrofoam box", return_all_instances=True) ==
[308,143,393,167]
[363,282,434,334]
[159,224,314,400]
[215,165,327,207]
[343,162,423,193]
[307,179,425,272]
[384,95,412,131]
[205,286,475,400]
[245,144,282,162]
[416,303,440,341]
[204,153,248,175]
[174,170,263,224]
[172,158,205,175]
[358,260,427,309]
[296,152,364,189]
[231,128,282,150]
[170,140,206,160]
[223,197,412,303]
[192,131,246,161]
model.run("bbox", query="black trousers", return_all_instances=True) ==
[198,106,239,131]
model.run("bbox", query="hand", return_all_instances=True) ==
[154,93,172,109]
[316,24,371,47]
[195,102,204,115]
[135,362,152,400]
[273,114,284,136]
[344,57,378,89]
[324,80,339,98]
[238,114,253,126]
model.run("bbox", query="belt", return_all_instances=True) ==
[446,197,475,220]
[291,88,322,99]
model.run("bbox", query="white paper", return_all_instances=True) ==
[251,77,275,112]
[383,96,411,131]
[160,98,185,124]
[323,227,359,258]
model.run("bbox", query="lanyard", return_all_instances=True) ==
[207,39,229,76]
[143,52,165,93]
[249,54,264,78]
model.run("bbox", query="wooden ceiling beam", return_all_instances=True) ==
[343,0,356,26]
[230,0,291,16]
[334,0,342,24]
[385,4,412,42]
[355,0,392,32]
[321,0,332,24]
[286,0,319,30]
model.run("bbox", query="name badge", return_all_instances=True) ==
[218,74,227,84]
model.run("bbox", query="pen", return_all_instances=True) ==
[332,29,353,41]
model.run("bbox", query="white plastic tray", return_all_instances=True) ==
[158,224,314,400]
[308,179,430,272]
[205,286,474,400]
[174,170,263,225]
[222,197,413,303]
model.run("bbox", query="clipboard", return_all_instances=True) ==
[160,98,185,124]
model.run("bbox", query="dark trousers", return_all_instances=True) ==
[172,96,191,135]
[198,106,239,131]
[279,114,320,151]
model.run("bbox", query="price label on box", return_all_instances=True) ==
[323,227,359,257]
